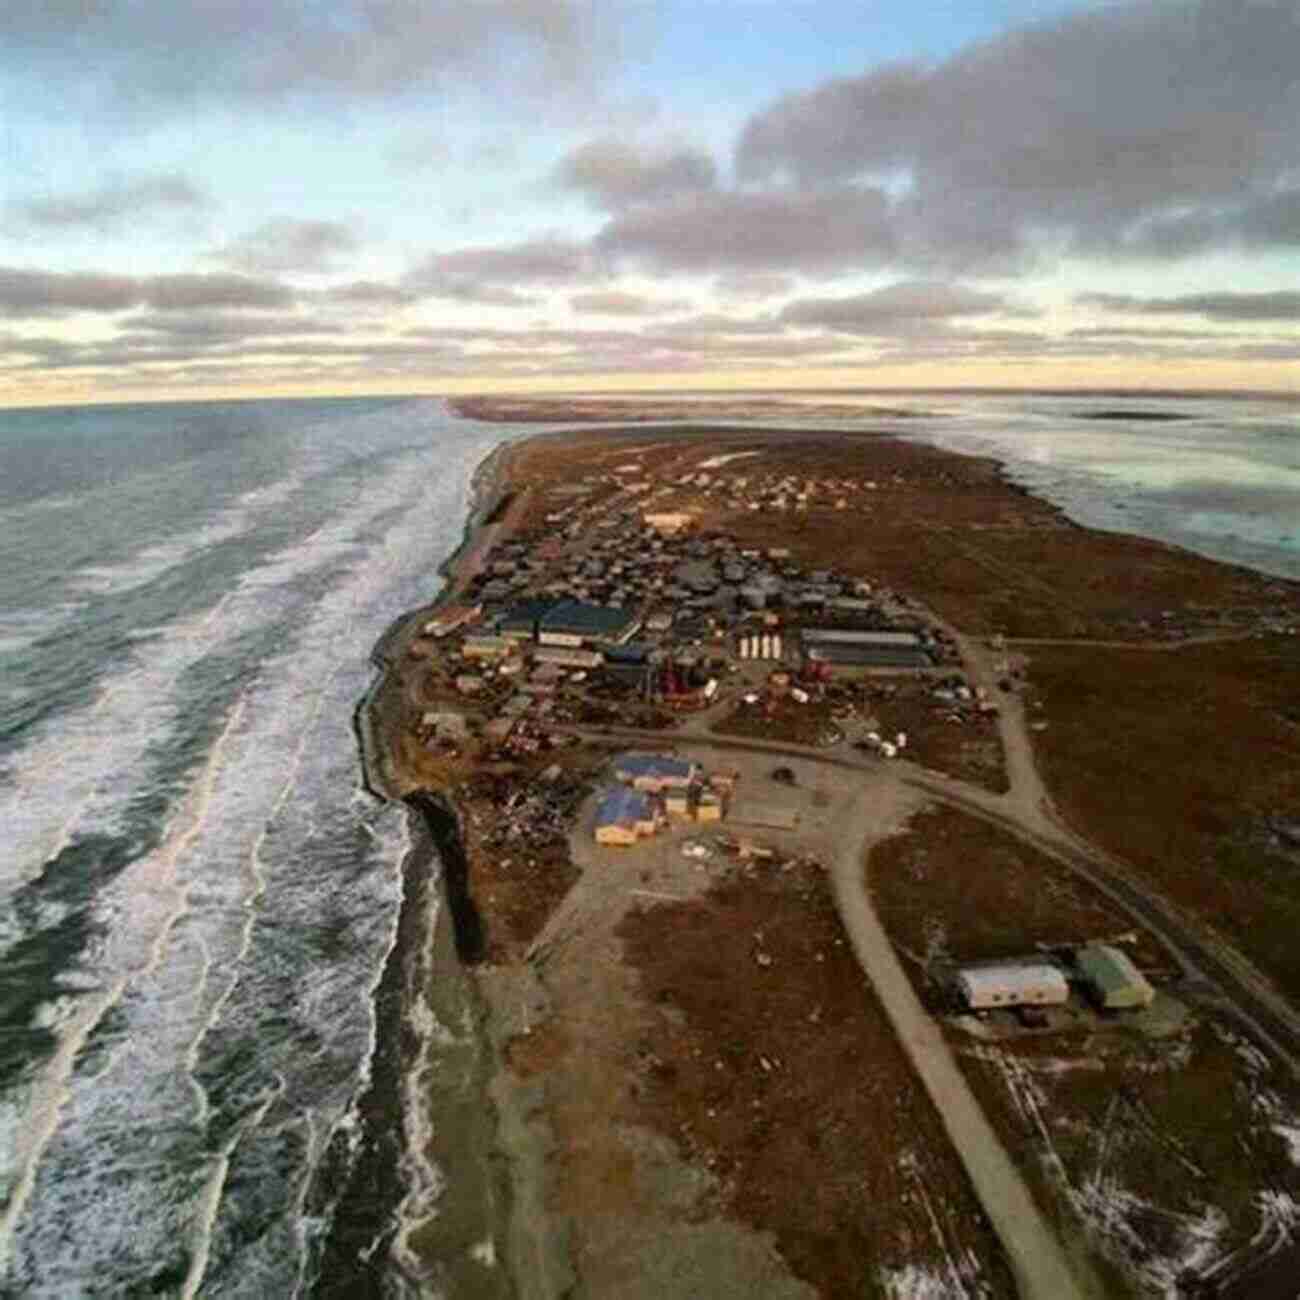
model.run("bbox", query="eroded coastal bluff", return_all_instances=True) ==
[357,401,1300,1300]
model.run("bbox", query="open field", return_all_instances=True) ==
[1024,637,1300,1003]
[959,1014,1300,1298]
[702,437,1295,640]
[870,807,1300,1297]
[618,854,1017,1299]
[869,806,1170,988]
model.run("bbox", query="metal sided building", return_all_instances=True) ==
[498,598,557,641]
[612,752,698,793]
[1075,944,1155,1010]
[956,963,1070,1010]
[593,785,659,846]
[800,627,932,670]
[539,600,642,648]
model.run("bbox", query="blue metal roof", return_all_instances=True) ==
[595,785,654,826]
[613,752,694,781]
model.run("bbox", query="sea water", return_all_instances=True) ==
[1,390,1296,1298]
[879,392,1300,582]
[0,397,514,1297]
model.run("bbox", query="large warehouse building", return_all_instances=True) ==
[956,963,1070,1010]
[800,627,934,670]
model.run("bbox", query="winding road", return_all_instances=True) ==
[561,618,1300,1298]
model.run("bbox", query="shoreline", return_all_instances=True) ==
[343,428,523,1298]
[355,412,1298,1299]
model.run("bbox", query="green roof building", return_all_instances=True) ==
[1076,944,1155,1010]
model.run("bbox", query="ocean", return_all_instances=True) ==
[0,397,513,1297]
[0,391,1296,1298]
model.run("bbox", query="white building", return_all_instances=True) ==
[956,963,1069,1010]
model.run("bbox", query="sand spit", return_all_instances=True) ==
[358,409,1299,1299]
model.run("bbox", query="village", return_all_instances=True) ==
[377,427,1300,1300]
[398,444,1157,1027]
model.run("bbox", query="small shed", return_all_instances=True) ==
[1075,945,1155,1010]
[956,963,1069,1010]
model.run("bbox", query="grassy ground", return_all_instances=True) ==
[1024,636,1300,1003]
[869,806,1170,985]
[959,1016,1300,1297]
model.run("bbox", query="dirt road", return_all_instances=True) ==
[829,791,1097,1299]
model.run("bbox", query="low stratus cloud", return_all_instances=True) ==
[402,236,598,305]
[1077,291,1300,322]
[736,0,1300,266]
[7,173,208,230]
[411,237,596,284]
[598,186,895,272]
[780,281,1013,334]
[212,219,361,275]
[0,0,605,106]
[322,281,421,308]
[714,273,795,300]
[569,290,691,316]
[0,267,294,317]
[124,312,346,343]
[552,138,717,210]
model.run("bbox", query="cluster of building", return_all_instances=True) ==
[593,752,727,846]
[955,944,1156,1015]
[407,450,958,760]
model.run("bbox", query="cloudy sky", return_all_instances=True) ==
[2,0,1298,405]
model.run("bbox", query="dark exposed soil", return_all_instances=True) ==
[618,857,1017,1299]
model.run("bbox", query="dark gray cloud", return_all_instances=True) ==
[123,312,346,344]
[143,273,295,312]
[212,219,361,275]
[569,290,691,316]
[6,173,209,230]
[0,268,138,317]
[411,237,596,284]
[597,186,895,272]
[780,281,1012,334]
[655,313,784,336]
[322,280,421,308]
[737,0,1300,265]
[403,236,597,305]
[1077,291,1300,322]
[552,138,717,210]
[0,267,294,318]
[0,1,605,107]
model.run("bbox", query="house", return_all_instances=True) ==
[612,752,697,793]
[644,511,695,535]
[696,790,723,822]
[1075,945,1155,1010]
[462,634,511,660]
[594,785,659,845]
[422,603,482,638]
[533,646,604,670]
[956,963,1069,1010]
